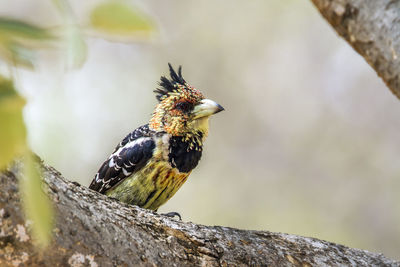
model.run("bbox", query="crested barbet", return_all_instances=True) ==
[89,64,224,211]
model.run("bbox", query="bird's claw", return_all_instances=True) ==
[161,212,182,220]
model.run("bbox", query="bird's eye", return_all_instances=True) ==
[175,101,192,112]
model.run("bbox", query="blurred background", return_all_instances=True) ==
[1,0,399,259]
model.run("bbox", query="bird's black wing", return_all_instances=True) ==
[89,124,155,194]
[111,124,154,154]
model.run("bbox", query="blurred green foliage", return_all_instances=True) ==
[0,76,26,169]
[20,155,54,247]
[90,1,155,39]
[0,0,156,249]
[0,17,52,68]
[0,75,53,247]
[0,17,54,248]
[52,0,87,68]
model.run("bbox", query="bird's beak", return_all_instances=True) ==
[192,99,224,119]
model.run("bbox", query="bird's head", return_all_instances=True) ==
[149,64,224,137]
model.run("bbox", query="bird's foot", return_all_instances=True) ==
[161,212,182,220]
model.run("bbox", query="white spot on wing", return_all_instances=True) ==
[122,168,131,176]
[108,158,115,167]
[171,157,177,168]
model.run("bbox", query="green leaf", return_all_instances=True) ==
[90,1,155,37]
[0,17,53,68]
[20,154,54,248]
[52,0,88,69]
[65,24,88,69]
[1,41,36,68]
[0,76,26,169]
[0,17,52,40]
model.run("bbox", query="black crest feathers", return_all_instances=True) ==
[154,63,186,101]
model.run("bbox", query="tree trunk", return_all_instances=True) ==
[310,0,400,99]
[0,158,398,266]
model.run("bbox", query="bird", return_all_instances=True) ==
[89,63,224,213]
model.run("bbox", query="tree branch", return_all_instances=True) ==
[311,0,400,99]
[0,158,398,266]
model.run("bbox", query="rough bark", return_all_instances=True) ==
[310,0,400,99]
[0,158,398,266]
